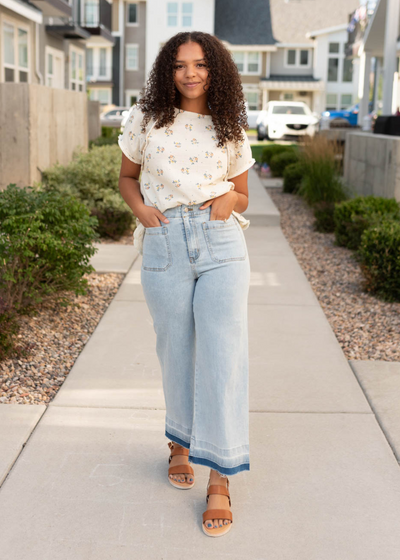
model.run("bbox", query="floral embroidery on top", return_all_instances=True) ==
[235,151,243,159]
[172,180,182,188]
[189,157,198,165]
[165,128,173,137]
[174,142,182,148]
[168,155,177,164]
[204,173,212,180]
[156,184,165,190]
[205,125,213,131]
[156,146,165,153]
[191,138,199,145]
[217,160,222,169]
[165,194,174,200]
[205,151,213,158]
[185,124,193,131]
[181,167,190,175]
[129,131,136,140]
[157,169,163,176]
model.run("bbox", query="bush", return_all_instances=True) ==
[261,144,296,165]
[269,151,299,177]
[313,201,337,233]
[334,195,400,250]
[89,126,120,149]
[283,162,304,194]
[40,144,135,239]
[0,298,20,361]
[0,184,98,311]
[358,219,400,302]
[297,135,350,206]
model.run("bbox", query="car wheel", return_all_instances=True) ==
[265,127,270,141]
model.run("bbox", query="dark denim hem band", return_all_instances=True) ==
[165,430,250,476]
[165,430,190,449]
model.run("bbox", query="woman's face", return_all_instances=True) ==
[173,41,210,102]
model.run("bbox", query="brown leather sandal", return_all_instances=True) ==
[202,476,233,537]
[167,441,195,489]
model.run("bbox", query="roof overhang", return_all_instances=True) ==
[221,41,277,52]
[306,23,348,39]
[0,0,42,23]
[260,78,324,91]
[363,0,400,56]
[29,0,71,18]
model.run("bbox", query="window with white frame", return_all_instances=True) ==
[88,87,111,104]
[326,93,337,110]
[182,3,192,26]
[244,90,259,110]
[84,0,99,26]
[342,58,353,83]
[283,92,294,101]
[2,20,29,83]
[86,46,111,81]
[86,48,93,78]
[232,51,260,74]
[127,3,138,24]
[285,48,310,68]
[45,46,64,88]
[167,2,178,25]
[99,47,107,77]
[126,44,138,70]
[70,46,85,91]
[125,89,140,106]
[341,93,352,109]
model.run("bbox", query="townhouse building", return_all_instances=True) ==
[215,0,360,114]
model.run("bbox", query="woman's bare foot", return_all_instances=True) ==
[203,469,232,532]
[168,443,194,485]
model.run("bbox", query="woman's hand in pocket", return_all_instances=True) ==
[199,191,238,221]
[136,204,170,228]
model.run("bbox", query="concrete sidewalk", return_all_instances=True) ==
[1,169,400,559]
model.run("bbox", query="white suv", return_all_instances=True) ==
[256,101,319,141]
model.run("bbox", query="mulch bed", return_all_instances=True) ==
[266,186,400,362]
[0,273,124,405]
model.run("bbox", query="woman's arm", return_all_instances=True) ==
[118,154,169,227]
[199,169,249,220]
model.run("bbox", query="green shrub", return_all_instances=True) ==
[269,151,299,177]
[0,298,20,361]
[313,201,337,233]
[297,135,349,206]
[358,219,400,302]
[334,195,400,250]
[261,144,296,165]
[0,184,98,311]
[283,162,304,194]
[89,126,120,149]
[40,144,135,239]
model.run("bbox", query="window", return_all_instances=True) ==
[182,3,192,26]
[232,51,260,74]
[245,91,259,110]
[2,21,29,83]
[167,2,178,26]
[99,47,107,77]
[300,50,309,66]
[84,0,98,25]
[88,88,111,104]
[329,43,340,54]
[328,58,338,82]
[287,49,296,65]
[342,58,353,82]
[285,48,311,68]
[272,105,306,115]
[341,94,352,109]
[283,93,294,101]
[127,3,138,23]
[70,46,85,91]
[326,93,337,110]
[247,52,260,73]
[86,48,93,77]
[126,44,138,70]
[233,51,244,72]
[47,53,53,87]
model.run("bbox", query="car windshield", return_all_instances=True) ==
[272,105,306,115]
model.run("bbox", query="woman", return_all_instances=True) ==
[118,31,255,537]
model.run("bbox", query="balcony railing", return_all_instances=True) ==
[86,66,113,81]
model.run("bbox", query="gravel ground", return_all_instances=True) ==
[0,273,124,405]
[100,233,133,245]
[266,187,400,362]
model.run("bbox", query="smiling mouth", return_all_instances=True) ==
[185,83,200,87]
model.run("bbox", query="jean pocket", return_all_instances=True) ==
[142,226,172,271]
[202,218,247,263]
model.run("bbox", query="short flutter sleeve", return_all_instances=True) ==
[227,128,256,180]
[118,105,144,165]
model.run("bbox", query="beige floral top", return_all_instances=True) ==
[118,105,255,214]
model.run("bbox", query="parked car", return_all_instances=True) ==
[256,101,319,141]
[100,106,130,128]
[322,102,373,127]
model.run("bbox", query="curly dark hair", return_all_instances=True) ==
[136,31,248,148]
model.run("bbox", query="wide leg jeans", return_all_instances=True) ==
[140,202,251,476]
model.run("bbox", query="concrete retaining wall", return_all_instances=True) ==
[88,100,101,141]
[0,83,88,190]
[344,131,400,202]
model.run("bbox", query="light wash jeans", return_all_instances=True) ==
[141,202,250,476]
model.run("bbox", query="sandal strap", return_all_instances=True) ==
[206,484,231,506]
[168,464,194,476]
[202,509,233,523]
[168,442,190,457]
